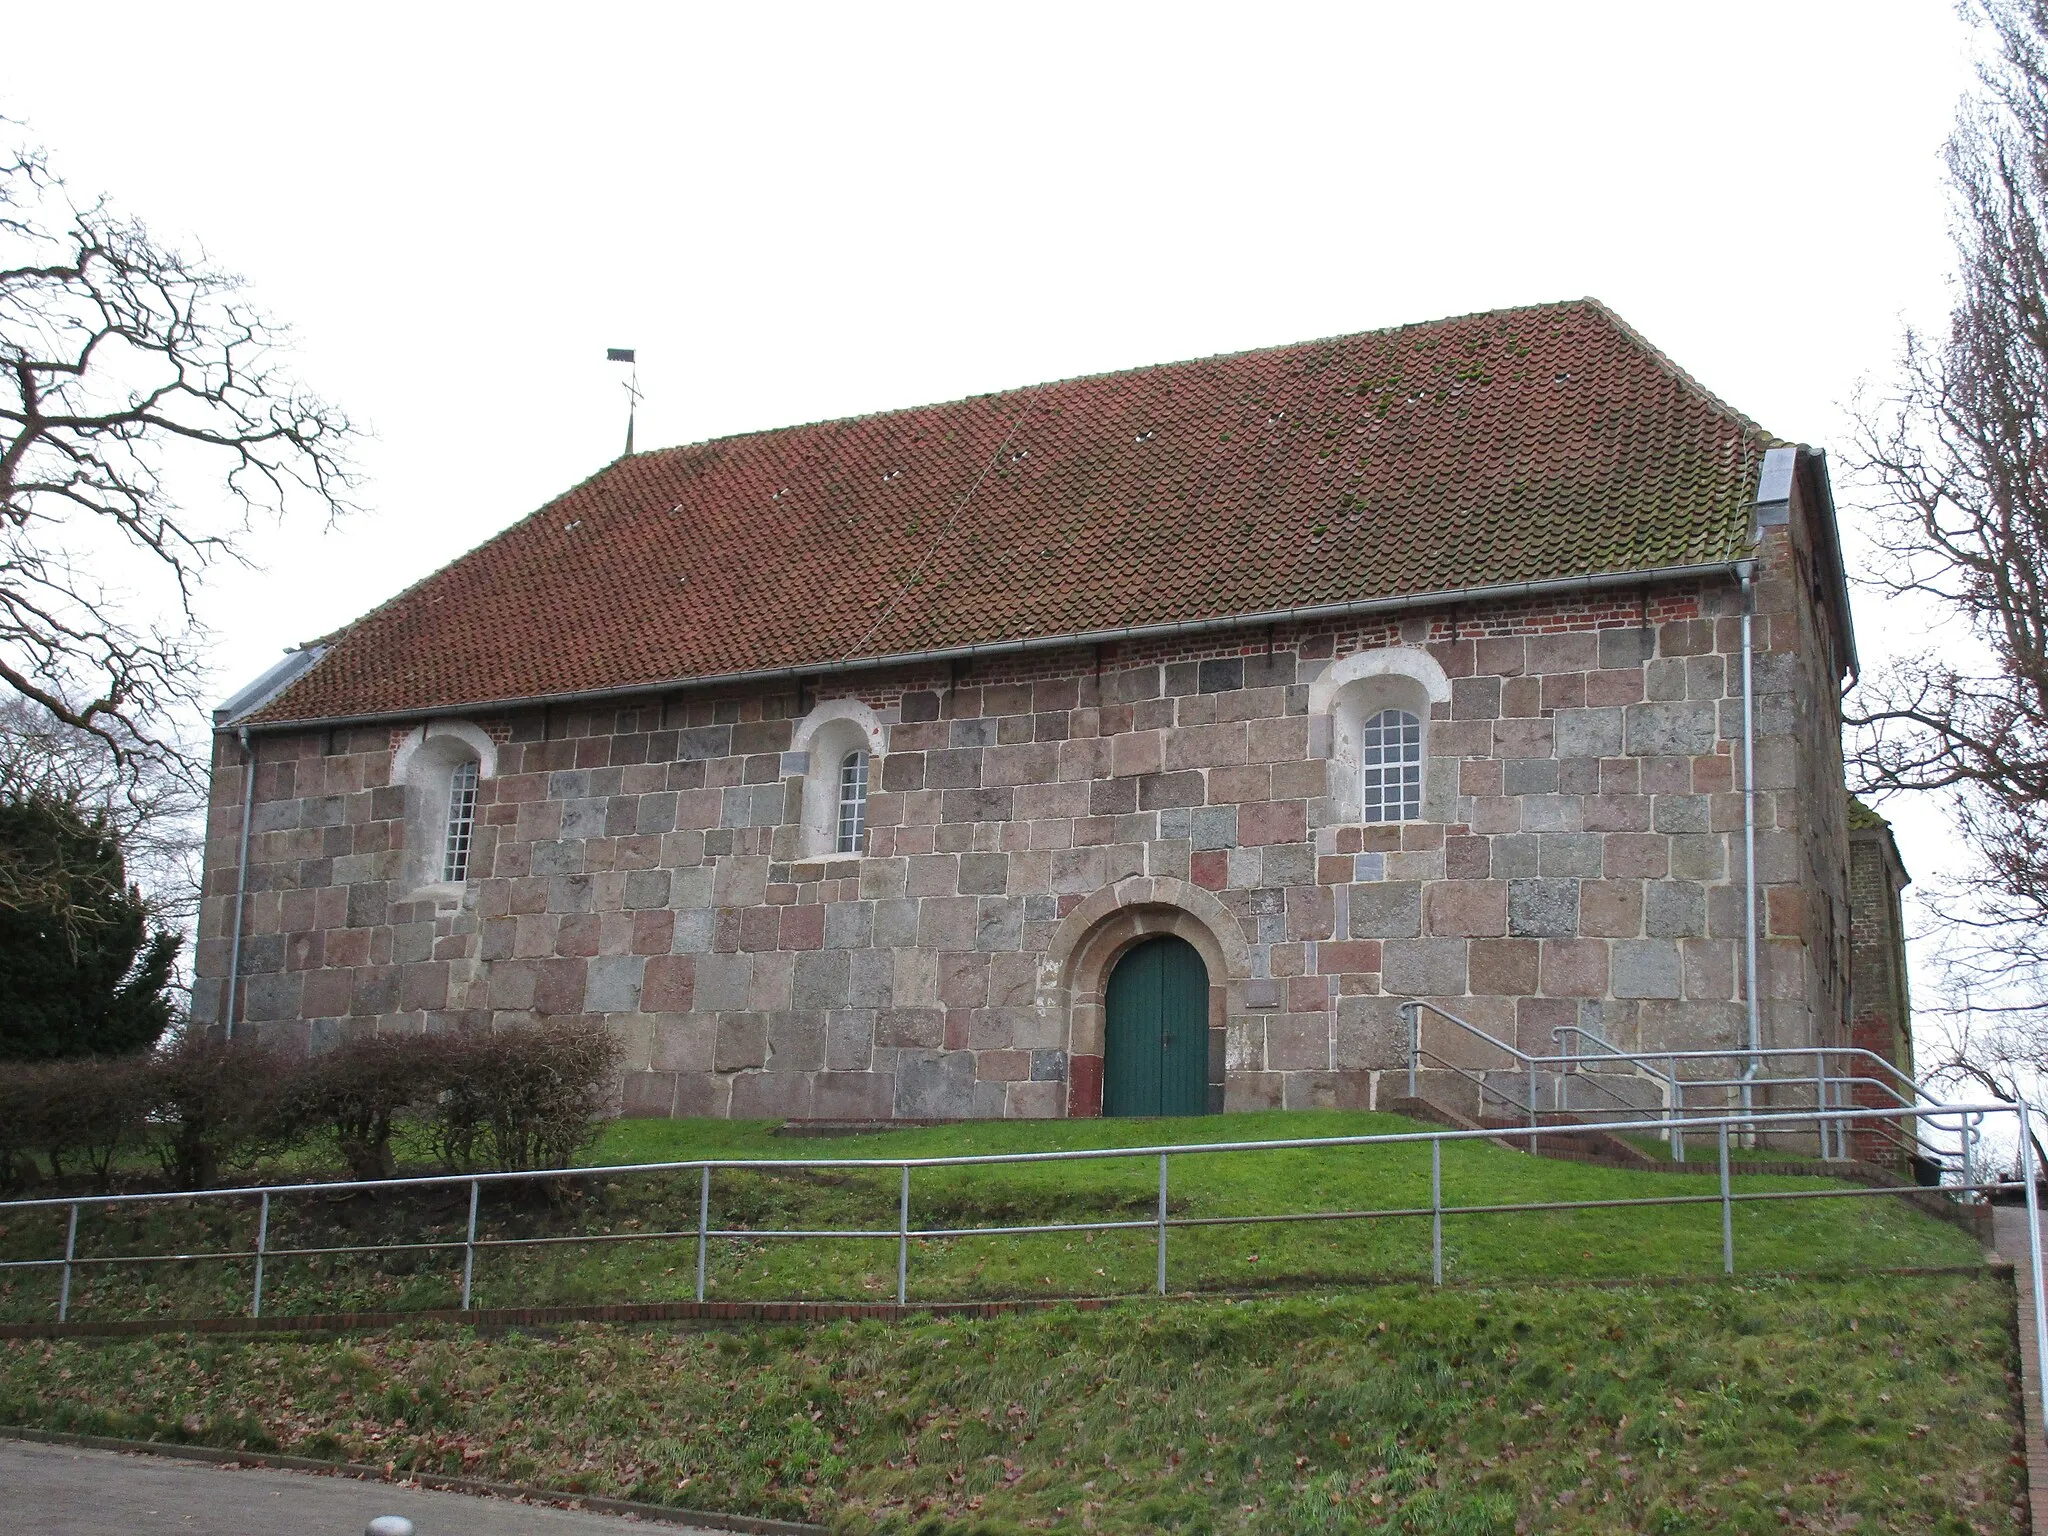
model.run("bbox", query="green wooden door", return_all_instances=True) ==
[1103,936,1210,1117]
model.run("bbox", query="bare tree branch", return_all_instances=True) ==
[1848,1,2048,1058]
[0,124,359,792]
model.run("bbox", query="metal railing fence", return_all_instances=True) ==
[1405,1000,1970,1170]
[1549,1027,1957,1169]
[0,1102,2033,1333]
[1405,998,1554,1152]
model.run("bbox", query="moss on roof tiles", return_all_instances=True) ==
[249,298,1772,725]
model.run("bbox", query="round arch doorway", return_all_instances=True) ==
[1102,935,1211,1117]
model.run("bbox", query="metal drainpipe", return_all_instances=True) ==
[223,727,256,1041]
[1740,569,1762,1127]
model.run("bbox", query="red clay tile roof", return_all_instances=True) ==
[246,299,1775,726]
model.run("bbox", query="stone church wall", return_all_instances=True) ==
[192,519,1850,1121]
[1847,819,1913,1099]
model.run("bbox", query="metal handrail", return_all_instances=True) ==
[1545,1028,1962,1167]
[1547,1033,1940,1109]
[1412,1044,1537,1131]
[1405,998,1545,1149]
[1549,1026,1689,1156]
[1406,998,1538,1070]
[1406,1003,1957,1169]
[1550,1025,1677,1088]
[3,1097,2044,1447]
[0,1100,2022,1255]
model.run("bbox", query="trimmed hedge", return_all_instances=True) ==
[0,1023,623,1193]
[428,1020,620,1174]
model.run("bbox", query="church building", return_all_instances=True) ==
[195,299,1883,1123]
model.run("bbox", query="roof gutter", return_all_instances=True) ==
[236,558,1757,733]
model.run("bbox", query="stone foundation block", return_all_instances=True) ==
[812,1070,896,1119]
[715,1015,769,1070]
[729,1070,812,1119]
[895,1050,976,1117]
[620,1071,677,1117]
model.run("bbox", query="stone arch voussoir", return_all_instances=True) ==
[1044,877,1249,1118]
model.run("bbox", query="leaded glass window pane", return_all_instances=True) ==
[836,751,869,854]
[1360,708,1422,823]
[442,758,480,882]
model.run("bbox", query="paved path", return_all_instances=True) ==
[0,1437,724,1535]
[1991,1205,2048,1534]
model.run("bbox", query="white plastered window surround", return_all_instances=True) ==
[390,719,499,901]
[789,698,886,857]
[1308,646,1453,825]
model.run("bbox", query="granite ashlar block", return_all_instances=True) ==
[1644,880,1707,939]
[895,1050,976,1117]
[1380,938,1469,997]
[1350,881,1421,939]
[1508,878,1578,938]
[792,949,850,1011]
[1611,938,1683,999]
[1425,879,1506,938]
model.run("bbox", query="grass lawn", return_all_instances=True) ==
[0,1112,1986,1325]
[0,1273,2024,1534]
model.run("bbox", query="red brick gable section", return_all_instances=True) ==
[248,299,1774,726]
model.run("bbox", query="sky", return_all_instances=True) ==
[0,0,1987,1014]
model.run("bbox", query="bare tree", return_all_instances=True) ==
[0,126,357,788]
[1909,998,2048,1178]
[1849,0,2048,1062]
[0,695,200,931]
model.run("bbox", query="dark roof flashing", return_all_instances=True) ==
[215,646,328,728]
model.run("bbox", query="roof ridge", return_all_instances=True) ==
[627,297,1616,462]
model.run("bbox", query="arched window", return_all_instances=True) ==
[390,719,498,897]
[1308,646,1451,827]
[442,758,481,881]
[1359,708,1422,823]
[835,750,869,853]
[788,698,887,858]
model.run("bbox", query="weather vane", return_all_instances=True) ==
[607,347,640,457]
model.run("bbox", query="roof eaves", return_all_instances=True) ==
[215,645,329,727]
[241,556,1755,733]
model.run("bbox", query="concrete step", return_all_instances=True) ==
[1384,1096,1530,1154]
[1533,1112,1663,1166]
[1390,1095,1670,1167]
[1385,1094,1485,1133]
